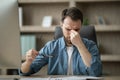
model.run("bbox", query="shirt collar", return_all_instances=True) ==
[60,37,76,49]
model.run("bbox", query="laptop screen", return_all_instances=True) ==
[0,0,21,70]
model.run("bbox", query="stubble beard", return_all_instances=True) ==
[65,36,72,46]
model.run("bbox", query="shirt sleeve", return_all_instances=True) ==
[19,41,53,76]
[85,40,102,77]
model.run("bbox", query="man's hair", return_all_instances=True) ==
[61,7,83,23]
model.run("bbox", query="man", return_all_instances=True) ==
[20,7,102,76]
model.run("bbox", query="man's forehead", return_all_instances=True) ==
[64,23,80,29]
[63,17,81,29]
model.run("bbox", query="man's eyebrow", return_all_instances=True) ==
[64,24,72,29]
[65,27,71,30]
[64,24,80,30]
[64,24,71,27]
[72,27,80,30]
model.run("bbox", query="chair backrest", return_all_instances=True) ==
[54,26,97,45]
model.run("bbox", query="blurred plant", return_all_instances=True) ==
[83,17,89,26]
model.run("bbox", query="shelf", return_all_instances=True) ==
[75,0,120,2]
[18,0,120,4]
[104,76,120,80]
[0,66,19,75]
[18,0,69,4]
[20,25,120,33]
[95,25,120,32]
[101,55,120,62]
[0,75,20,79]
[20,26,56,33]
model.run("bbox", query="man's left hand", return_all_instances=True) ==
[70,30,82,47]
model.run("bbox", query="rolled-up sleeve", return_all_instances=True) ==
[19,65,35,76]
[85,41,102,77]
[19,41,52,76]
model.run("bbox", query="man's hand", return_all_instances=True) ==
[25,49,39,63]
[21,49,38,73]
[70,30,82,47]
[70,30,92,67]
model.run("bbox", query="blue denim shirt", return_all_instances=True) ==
[20,37,102,76]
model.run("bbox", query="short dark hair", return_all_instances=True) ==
[61,7,83,23]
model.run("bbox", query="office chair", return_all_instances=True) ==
[54,26,97,45]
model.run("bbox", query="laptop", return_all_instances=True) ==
[0,0,21,74]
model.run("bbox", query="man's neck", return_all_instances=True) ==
[66,43,73,47]
[63,37,73,47]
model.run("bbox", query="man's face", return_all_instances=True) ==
[62,16,82,45]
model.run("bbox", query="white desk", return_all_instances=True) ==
[0,75,120,80]
[20,75,103,80]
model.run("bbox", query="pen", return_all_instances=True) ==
[41,54,54,58]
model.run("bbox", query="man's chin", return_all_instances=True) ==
[64,37,72,46]
[66,41,73,46]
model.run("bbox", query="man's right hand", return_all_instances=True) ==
[21,49,38,73]
[26,49,39,63]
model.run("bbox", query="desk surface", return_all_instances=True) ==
[0,75,120,80]
[0,75,20,79]
[20,75,103,80]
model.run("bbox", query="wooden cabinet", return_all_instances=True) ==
[18,0,120,78]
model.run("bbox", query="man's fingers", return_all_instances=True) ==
[70,32,76,39]
[26,56,34,62]
[71,32,75,36]
[71,30,77,34]
[31,49,39,55]
[26,49,39,61]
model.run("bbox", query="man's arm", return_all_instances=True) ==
[21,49,38,73]
[70,30,102,76]
[70,30,92,67]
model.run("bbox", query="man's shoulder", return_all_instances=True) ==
[45,37,64,46]
[82,38,96,47]
[82,38,99,54]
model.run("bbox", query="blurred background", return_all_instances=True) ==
[0,0,120,80]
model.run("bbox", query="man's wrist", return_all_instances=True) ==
[25,60,32,65]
